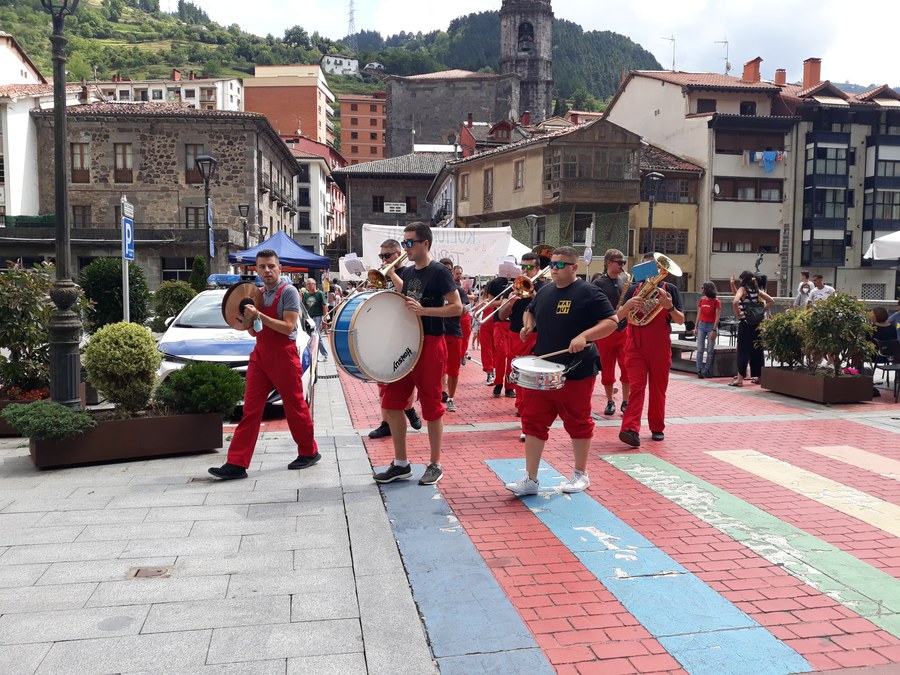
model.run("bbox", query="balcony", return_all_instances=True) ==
[260,174,271,193]
[542,177,640,206]
[113,168,133,184]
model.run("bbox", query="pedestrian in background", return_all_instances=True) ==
[696,282,721,378]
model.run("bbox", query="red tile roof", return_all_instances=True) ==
[38,101,267,118]
[640,143,704,173]
[634,70,781,91]
[0,83,79,98]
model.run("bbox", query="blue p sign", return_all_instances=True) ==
[123,216,134,261]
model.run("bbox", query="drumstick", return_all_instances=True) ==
[534,348,570,359]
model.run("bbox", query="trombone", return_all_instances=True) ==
[478,265,552,323]
[323,251,408,323]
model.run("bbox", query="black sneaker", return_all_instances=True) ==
[505,388,516,398]
[288,452,321,470]
[603,401,616,416]
[619,430,641,448]
[374,462,412,483]
[404,408,422,430]
[441,391,449,403]
[651,432,665,442]
[493,384,502,397]
[208,463,248,480]
[368,421,391,439]
[419,463,443,485]
[620,400,628,413]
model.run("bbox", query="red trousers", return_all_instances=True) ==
[479,316,495,372]
[227,341,318,468]
[461,312,472,352]
[520,376,596,441]
[596,327,629,387]
[444,335,464,378]
[493,320,512,387]
[507,329,537,413]
[620,319,671,434]
[383,335,446,421]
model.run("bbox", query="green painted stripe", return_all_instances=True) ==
[601,453,900,638]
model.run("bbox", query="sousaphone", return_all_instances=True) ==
[221,281,262,331]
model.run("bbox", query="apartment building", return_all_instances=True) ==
[94,70,243,111]
[338,92,386,165]
[244,65,335,146]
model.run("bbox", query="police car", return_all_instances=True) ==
[156,276,319,409]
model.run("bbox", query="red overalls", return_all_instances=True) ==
[620,300,672,435]
[226,283,318,468]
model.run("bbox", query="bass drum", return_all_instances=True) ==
[330,290,424,383]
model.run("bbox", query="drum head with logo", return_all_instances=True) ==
[349,291,423,382]
[221,281,262,331]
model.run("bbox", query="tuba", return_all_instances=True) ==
[627,253,682,326]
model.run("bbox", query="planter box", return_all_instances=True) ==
[0,400,21,437]
[30,413,224,469]
[760,367,873,404]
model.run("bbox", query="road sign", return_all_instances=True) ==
[209,226,215,258]
[123,217,134,261]
[583,247,593,265]
[207,198,215,257]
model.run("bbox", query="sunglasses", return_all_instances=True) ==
[377,253,397,260]
[548,261,575,269]
[610,259,626,265]
[520,264,536,270]
[401,239,426,249]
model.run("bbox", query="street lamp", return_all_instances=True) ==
[643,171,665,254]
[238,203,250,251]
[41,0,82,408]
[525,213,538,243]
[196,154,218,275]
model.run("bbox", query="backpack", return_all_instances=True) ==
[742,297,766,326]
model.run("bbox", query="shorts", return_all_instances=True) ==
[520,376,596,442]
[382,335,447,421]
[444,335,464,377]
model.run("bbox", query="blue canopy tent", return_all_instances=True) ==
[228,231,331,270]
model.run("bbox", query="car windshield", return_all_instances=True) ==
[175,294,228,328]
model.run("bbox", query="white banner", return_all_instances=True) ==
[361,224,528,277]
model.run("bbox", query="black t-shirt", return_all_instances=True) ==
[486,276,513,322]
[398,261,456,336]
[527,279,616,380]
[444,287,469,337]
[623,281,684,322]
[508,278,547,332]
[593,274,628,310]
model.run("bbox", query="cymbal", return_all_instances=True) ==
[221,281,262,331]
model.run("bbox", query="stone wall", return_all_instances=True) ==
[344,176,437,256]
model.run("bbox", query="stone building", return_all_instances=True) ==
[499,0,554,124]
[332,152,452,256]
[0,102,300,287]
[385,70,520,157]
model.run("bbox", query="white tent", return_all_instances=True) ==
[863,230,900,260]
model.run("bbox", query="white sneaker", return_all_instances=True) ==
[446,397,457,412]
[561,471,590,493]
[519,433,526,442]
[505,475,539,496]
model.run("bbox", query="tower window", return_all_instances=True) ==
[517,22,535,53]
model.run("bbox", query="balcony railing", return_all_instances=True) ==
[260,174,271,193]
[114,168,133,184]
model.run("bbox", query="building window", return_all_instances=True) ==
[113,143,133,183]
[803,188,847,220]
[297,212,311,230]
[152,89,163,100]
[185,207,204,228]
[370,147,378,154]
[460,173,469,201]
[483,168,493,210]
[370,104,377,112]
[639,229,687,255]
[696,98,717,113]
[802,236,845,265]
[715,177,783,202]
[805,145,848,175]
[118,90,130,101]
[405,196,418,214]
[350,118,358,125]
[369,132,377,140]
[350,103,358,111]
[350,131,358,139]
[185,144,204,183]
[573,213,593,245]
[72,205,91,227]
[372,195,385,212]
[370,118,377,126]
[161,256,193,282]
[184,89,195,98]
[739,101,757,116]
[513,159,525,189]
[876,160,900,177]
[351,146,358,154]
[866,190,900,220]
[711,228,779,253]
[531,215,546,244]
[70,143,90,183]
[298,188,310,207]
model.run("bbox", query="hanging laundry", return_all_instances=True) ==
[762,150,778,173]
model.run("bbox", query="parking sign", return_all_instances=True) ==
[121,196,135,261]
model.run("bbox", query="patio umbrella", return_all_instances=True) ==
[863,230,900,260]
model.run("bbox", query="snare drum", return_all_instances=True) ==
[330,290,424,382]
[509,356,566,391]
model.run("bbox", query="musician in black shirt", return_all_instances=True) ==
[592,248,632,417]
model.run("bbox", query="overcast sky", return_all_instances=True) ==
[182,0,897,87]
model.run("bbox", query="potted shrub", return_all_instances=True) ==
[1,400,95,442]
[759,294,875,404]
[24,323,240,469]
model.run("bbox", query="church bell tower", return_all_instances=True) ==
[499,0,554,123]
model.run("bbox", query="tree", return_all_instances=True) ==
[189,256,207,293]
[78,258,151,332]
[283,25,310,49]
[103,0,125,22]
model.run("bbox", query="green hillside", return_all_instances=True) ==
[2,0,661,107]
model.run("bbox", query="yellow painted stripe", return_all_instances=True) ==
[803,445,900,480]
[707,449,900,538]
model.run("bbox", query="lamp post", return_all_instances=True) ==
[238,202,250,251]
[41,0,82,408]
[643,171,664,254]
[525,213,538,242]
[195,154,218,276]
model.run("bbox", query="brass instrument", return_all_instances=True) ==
[367,251,408,288]
[627,253,682,326]
[480,265,552,323]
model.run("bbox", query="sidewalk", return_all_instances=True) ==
[0,358,435,675]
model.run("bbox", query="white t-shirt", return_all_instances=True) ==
[808,284,835,305]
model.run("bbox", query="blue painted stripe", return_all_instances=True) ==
[378,464,553,673]
[486,459,811,675]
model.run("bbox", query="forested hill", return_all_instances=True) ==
[3,0,661,106]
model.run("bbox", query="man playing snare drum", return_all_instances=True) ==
[505,246,619,496]
[374,222,462,486]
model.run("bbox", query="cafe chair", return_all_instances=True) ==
[873,339,900,403]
